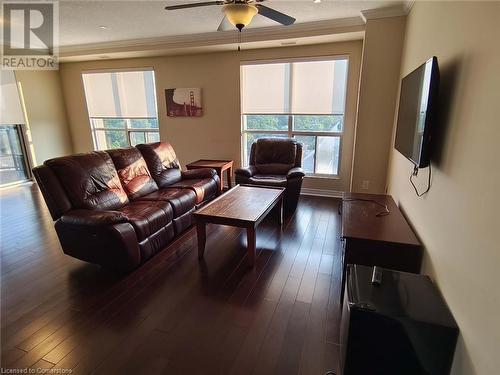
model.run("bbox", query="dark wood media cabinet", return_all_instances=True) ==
[339,192,422,304]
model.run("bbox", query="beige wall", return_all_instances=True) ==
[351,16,406,193]
[387,2,500,374]
[59,41,363,192]
[15,70,73,166]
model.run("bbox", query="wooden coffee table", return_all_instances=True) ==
[193,184,285,266]
[186,159,233,193]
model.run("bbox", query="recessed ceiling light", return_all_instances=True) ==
[98,25,108,30]
[313,0,321,3]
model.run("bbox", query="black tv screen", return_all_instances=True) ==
[395,56,439,168]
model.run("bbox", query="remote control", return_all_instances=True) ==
[371,266,382,285]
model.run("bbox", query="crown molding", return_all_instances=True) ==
[59,17,365,61]
[404,0,416,14]
[360,2,413,23]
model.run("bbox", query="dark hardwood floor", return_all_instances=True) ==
[1,183,343,375]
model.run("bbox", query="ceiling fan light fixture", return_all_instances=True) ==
[222,3,258,30]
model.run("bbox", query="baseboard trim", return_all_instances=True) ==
[300,188,343,198]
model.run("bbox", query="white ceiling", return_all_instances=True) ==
[59,0,408,47]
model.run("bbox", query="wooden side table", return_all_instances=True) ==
[186,159,233,193]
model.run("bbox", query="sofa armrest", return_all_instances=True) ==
[181,168,216,179]
[55,220,140,273]
[287,167,305,179]
[235,166,257,178]
[60,209,128,226]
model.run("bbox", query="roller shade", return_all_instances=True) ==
[82,70,157,118]
[291,60,347,114]
[241,59,348,115]
[241,63,289,114]
[0,71,25,125]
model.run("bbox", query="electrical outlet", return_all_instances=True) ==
[361,180,370,190]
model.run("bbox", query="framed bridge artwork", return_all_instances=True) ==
[165,88,203,117]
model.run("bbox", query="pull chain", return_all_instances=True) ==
[238,29,241,51]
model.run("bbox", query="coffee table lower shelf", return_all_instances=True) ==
[193,184,285,267]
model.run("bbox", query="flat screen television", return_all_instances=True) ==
[395,56,439,168]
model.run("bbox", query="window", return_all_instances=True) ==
[240,58,348,176]
[0,71,31,186]
[82,69,159,150]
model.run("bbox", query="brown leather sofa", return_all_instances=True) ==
[32,142,219,273]
[234,138,305,214]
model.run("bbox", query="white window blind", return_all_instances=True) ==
[241,63,289,114]
[291,60,347,114]
[241,59,348,115]
[82,70,157,118]
[0,71,25,125]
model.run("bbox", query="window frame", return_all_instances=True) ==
[81,68,160,151]
[89,117,160,150]
[240,56,349,178]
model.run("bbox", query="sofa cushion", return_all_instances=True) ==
[119,201,173,241]
[136,142,182,187]
[45,151,128,210]
[249,175,287,188]
[255,138,297,175]
[106,147,158,199]
[169,178,218,204]
[138,188,197,218]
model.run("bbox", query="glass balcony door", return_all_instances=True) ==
[0,125,30,186]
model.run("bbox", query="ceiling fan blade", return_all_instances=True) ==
[217,15,233,31]
[165,1,224,10]
[255,4,296,26]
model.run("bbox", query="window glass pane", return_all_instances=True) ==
[94,130,128,150]
[244,133,289,166]
[316,136,340,175]
[103,119,126,129]
[241,63,288,114]
[130,132,146,146]
[244,115,288,131]
[294,135,316,174]
[146,132,160,143]
[293,115,343,132]
[90,118,126,129]
[0,125,29,185]
[291,59,348,114]
[130,118,159,129]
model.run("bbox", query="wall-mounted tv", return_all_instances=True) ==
[395,56,439,168]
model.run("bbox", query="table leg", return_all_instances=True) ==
[339,239,347,306]
[226,167,232,190]
[196,222,207,259]
[277,196,284,225]
[217,168,224,194]
[247,226,256,267]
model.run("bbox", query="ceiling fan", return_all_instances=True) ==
[164,0,296,32]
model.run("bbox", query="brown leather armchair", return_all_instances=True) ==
[234,138,305,214]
